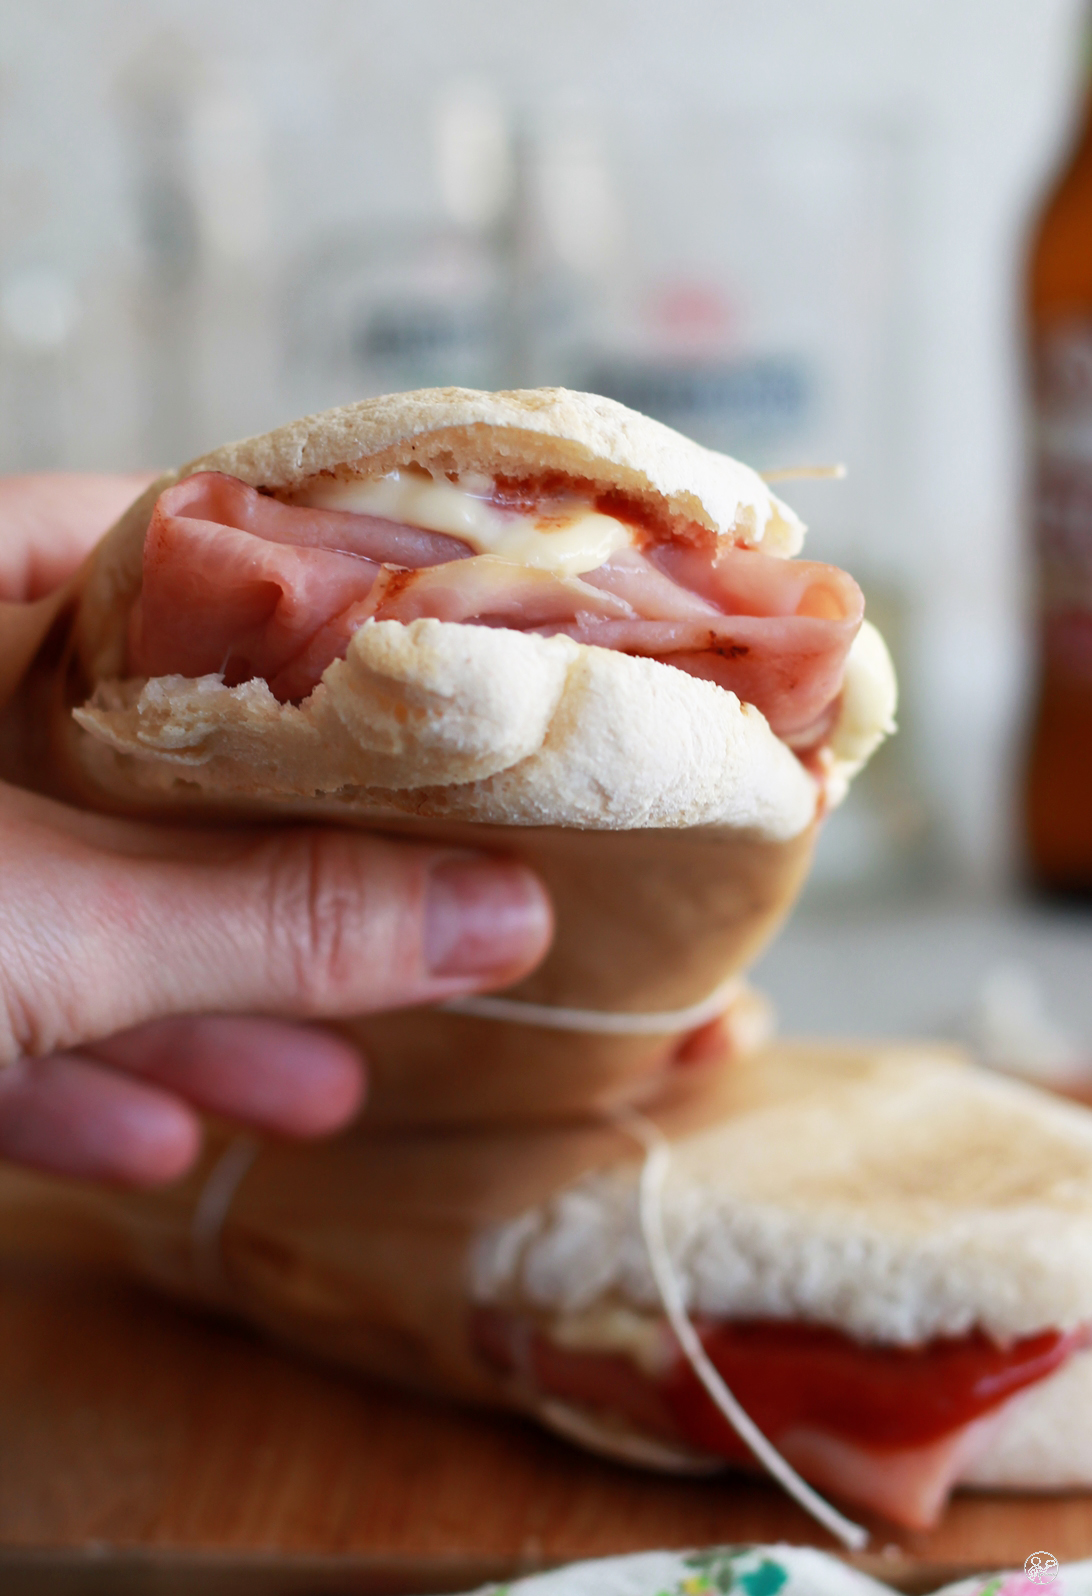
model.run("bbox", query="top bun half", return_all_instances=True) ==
[188,387,806,556]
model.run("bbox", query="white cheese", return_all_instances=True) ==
[546,1304,674,1378]
[821,620,899,807]
[296,470,634,578]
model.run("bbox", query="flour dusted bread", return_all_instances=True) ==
[465,1041,1092,1525]
[474,1041,1092,1343]
[175,385,808,548]
[0,388,892,1123]
[72,622,817,835]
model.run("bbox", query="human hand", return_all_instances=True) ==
[0,475,553,1186]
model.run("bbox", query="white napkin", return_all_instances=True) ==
[460,1546,1088,1596]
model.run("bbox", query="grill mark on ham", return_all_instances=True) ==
[128,471,863,744]
[472,1306,1092,1529]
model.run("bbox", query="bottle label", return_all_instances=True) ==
[1034,321,1092,679]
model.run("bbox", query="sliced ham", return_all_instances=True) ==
[266,557,635,703]
[130,515,380,690]
[130,471,473,692]
[775,1417,1010,1531]
[472,1307,1091,1529]
[128,471,864,744]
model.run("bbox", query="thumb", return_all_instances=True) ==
[0,800,553,1066]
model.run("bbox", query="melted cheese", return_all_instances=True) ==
[297,470,635,578]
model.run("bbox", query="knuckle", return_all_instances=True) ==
[0,961,33,1064]
[0,813,106,1062]
[261,832,417,1011]
[0,930,70,1064]
[0,808,155,1063]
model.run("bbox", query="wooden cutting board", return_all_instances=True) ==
[1,1260,1089,1594]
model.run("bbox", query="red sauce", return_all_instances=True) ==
[593,487,710,549]
[669,1317,1087,1453]
[488,473,711,549]
[473,1308,1089,1455]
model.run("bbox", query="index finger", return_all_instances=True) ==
[0,472,157,601]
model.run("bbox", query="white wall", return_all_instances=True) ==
[0,0,1087,886]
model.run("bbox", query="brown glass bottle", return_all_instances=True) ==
[1025,68,1092,895]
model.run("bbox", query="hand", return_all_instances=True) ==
[0,476,553,1186]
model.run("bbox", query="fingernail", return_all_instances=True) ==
[425,857,552,979]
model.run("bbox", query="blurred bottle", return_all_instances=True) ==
[1025,23,1092,895]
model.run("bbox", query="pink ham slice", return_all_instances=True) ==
[775,1416,1012,1531]
[267,556,635,703]
[129,471,472,692]
[128,471,864,743]
[565,547,861,746]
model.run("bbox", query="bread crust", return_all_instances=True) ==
[189,387,806,555]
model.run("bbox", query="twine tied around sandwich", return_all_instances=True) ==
[616,1108,869,1553]
[190,1133,259,1296]
[184,971,748,1287]
[438,975,744,1036]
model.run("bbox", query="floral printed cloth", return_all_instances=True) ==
[468,1547,1088,1596]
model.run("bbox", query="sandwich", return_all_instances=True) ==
[2,1039,1091,1532]
[0,388,895,1122]
[471,1042,1092,1530]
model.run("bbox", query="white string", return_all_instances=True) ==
[760,463,847,482]
[438,976,743,1036]
[190,1133,260,1295]
[618,1109,869,1552]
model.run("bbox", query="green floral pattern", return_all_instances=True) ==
[656,1548,789,1596]
[473,1547,1092,1596]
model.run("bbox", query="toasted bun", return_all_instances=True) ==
[472,1041,1092,1344]
[191,387,806,555]
[61,387,891,838]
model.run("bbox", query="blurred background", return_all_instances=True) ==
[2,0,1090,1054]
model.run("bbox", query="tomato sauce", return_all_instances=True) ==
[669,1317,1087,1453]
[489,473,705,549]
[473,1308,1089,1455]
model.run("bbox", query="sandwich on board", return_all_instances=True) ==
[0,388,895,1124]
[1,1039,1090,1532]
